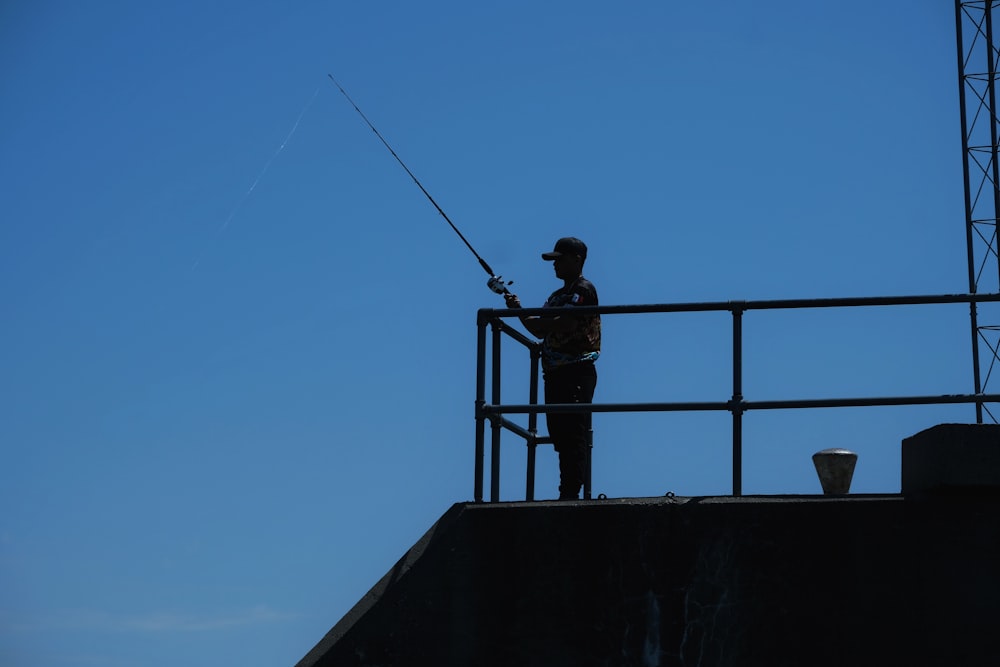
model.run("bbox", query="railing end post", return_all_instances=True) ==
[477,307,498,326]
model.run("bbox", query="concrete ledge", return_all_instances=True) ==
[296,494,1000,667]
[902,423,1000,493]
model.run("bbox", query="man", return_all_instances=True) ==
[504,237,601,500]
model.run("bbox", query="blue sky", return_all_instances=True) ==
[0,1,980,665]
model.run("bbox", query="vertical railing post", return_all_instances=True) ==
[490,319,503,502]
[731,303,745,496]
[474,313,488,502]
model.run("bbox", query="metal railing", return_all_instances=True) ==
[474,292,1000,503]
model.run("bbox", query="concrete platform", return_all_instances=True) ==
[296,492,1000,667]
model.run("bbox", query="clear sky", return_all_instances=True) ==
[0,1,978,666]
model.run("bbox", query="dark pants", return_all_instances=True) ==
[543,362,597,499]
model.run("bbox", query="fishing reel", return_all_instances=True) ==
[487,275,513,295]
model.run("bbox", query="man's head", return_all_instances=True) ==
[542,237,587,262]
[542,237,587,281]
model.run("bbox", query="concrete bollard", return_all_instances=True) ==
[812,448,858,495]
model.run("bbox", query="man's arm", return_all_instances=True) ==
[503,293,577,338]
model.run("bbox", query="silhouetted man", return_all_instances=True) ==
[504,237,601,499]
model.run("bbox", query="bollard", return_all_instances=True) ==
[812,448,858,495]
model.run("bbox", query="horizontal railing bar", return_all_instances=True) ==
[478,292,1000,320]
[743,293,1000,311]
[487,401,732,414]
[745,393,1000,410]
[485,393,1000,416]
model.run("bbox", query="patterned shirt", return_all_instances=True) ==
[541,276,601,369]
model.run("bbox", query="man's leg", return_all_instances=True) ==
[545,363,597,499]
[557,444,586,500]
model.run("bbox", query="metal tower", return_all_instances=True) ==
[956,1,1000,422]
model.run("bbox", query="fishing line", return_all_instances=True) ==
[326,73,512,295]
[192,85,321,270]
[220,84,321,234]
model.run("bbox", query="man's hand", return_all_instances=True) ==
[504,292,550,338]
[504,293,522,309]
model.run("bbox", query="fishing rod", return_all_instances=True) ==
[327,73,512,296]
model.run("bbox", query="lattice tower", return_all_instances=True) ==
[956,1,1000,422]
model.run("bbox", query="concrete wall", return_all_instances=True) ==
[295,492,1000,667]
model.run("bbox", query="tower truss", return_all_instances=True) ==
[956,1,1000,422]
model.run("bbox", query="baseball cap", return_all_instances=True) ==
[541,237,588,261]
